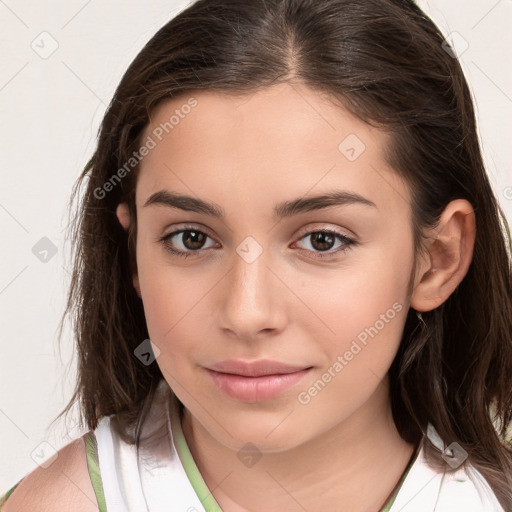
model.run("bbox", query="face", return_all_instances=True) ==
[127,83,417,453]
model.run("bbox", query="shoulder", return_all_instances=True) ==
[1,436,99,512]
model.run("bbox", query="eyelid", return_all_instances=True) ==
[161,222,216,240]
[161,222,355,244]
[294,222,356,240]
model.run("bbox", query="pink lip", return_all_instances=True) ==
[205,359,312,402]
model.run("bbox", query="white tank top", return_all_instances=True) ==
[88,380,505,511]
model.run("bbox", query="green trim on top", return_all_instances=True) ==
[171,399,224,512]
[84,431,108,512]
[0,481,21,511]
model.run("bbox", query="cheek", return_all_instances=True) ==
[138,270,201,347]
[135,245,218,375]
[307,285,407,386]
[292,269,410,427]
[302,246,412,336]
[139,278,204,383]
[304,245,413,379]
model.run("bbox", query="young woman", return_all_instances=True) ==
[2,0,511,510]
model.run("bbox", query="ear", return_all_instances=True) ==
[411,199,476,312]
[116,201,131,231]
[116,202,141,299]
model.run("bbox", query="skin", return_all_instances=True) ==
[3,438,99,511]
[4,82,476,511]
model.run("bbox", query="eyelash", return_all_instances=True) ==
[158,224,356,260]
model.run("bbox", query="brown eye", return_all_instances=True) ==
[179,230,208,250]
[309,232,336,251]
[294,230,355,259]
[159,227,217,257]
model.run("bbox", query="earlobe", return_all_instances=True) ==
[116,202,131,231]
[411,199,476,313]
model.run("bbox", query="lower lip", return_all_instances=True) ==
[205,368,311,402]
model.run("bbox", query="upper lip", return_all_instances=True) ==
[206,359,311,377]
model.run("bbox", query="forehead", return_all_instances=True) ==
[142,82,387,155]
[136,83,410,218]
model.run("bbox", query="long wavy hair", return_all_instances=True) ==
[58,0,512,508]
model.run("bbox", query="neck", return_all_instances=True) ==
[181,379,417,512]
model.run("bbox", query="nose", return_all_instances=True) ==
[216,243,288,342]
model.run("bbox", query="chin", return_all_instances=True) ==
[208,414,311,453]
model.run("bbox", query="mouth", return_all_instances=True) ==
[204,360,313,402]
[206,359,312,377]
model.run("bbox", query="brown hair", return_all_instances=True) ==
[58,0,512,507]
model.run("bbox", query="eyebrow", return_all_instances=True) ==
[143,189,377,219]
